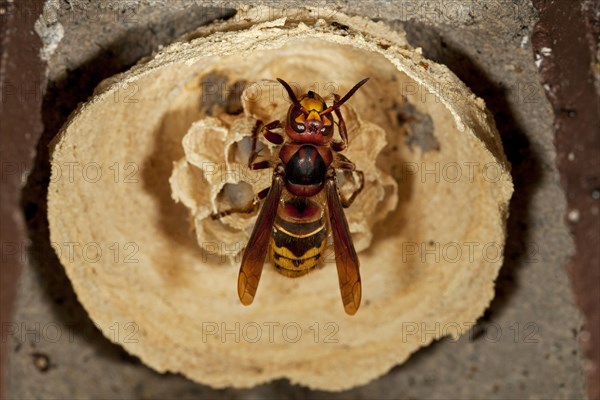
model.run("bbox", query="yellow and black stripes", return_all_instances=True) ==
[270,200,328,278]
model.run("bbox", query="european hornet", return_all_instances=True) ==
[232,78,369,315]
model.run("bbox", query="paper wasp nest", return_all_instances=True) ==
[170,82,397,262]
[48,7,513,391]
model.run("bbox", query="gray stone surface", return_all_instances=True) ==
[6,1,586,398]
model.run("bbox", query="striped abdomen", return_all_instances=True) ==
[270,198,327,278]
